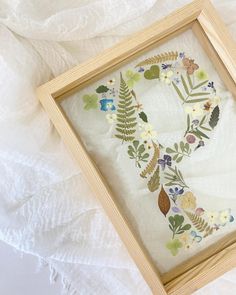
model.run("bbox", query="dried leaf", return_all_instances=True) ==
[135,51,178,67]
[140,141,159,178]
[158,186,170,216]
[209,105,220,129]
[147,166,160,192]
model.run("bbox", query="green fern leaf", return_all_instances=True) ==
[115,73,137,142]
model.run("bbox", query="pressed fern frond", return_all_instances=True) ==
[135,51,178,67]
[185,211,214,238]
[115,73,137,142]
[140,141,159,178]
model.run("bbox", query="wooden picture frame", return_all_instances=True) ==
[37,1,236,294]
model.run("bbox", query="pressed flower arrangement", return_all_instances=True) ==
[37,1,236,294]
[81,51,234,256]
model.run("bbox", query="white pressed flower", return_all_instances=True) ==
[206,211,219,225]
[106,113,117,124]
[160,71,174,85]
[212,95,221,106]
[140,123,157,140]
[185,104,203,118]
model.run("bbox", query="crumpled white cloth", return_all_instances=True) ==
[0,0,236,294]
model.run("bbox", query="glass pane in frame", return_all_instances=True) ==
[60,28,236,274]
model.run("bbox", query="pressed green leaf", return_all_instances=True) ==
[96,85,109,93]
[174,143,178,151]
[147,166,160,192]
[187,74,193,89]
[190,92,210,97]
[173,154,178,161]
[174,215,184,227]
[166,148,175,153]
[209,105,220,129]
[133,140,139,149]
[200,126,212,131]
[193,80,208,90]
[128,150,134,157]
[176,156,183,163]
[138,144,145,153]
[181,224,191,231]
[181,75,189,95]
[180,141,185,152]
[186,98,209,103]
[200,115,206,126]
[169,216,175,226]
[172,82,185,101]
[139,111,148,123]
[142,153,149,159]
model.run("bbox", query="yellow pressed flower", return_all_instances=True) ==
[220,210,230,224]
[178,232,190,245]
[195,69,208,81]
[180,192,197,210]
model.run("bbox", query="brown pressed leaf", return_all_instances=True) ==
[158,186,170,217]
[147,166,160,192]
[135,51,178,67]
[140,141,159,178]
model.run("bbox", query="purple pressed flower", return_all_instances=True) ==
[179,52,185,59]
[158,154,172,170]
[186,134,196,144]
[194,140,205,151]
[172,207,180,213]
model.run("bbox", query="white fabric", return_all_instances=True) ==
[0,0,236,294]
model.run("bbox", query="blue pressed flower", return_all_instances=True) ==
[138,67,145,72]
[169,187,184,196]
[208,81,214,88]
[174,77,180,84]
[162,63,171,70]
[99,99,116,111]
[169,187,184,203]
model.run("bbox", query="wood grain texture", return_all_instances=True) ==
[165,240,236,295]
[192,21,236,98]
[198,0,236,84]
[36,88,167,295]
[162,230,236,284]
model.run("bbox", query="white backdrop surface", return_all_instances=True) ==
[0,0,236,294]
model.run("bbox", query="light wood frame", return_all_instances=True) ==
[37,1,236,294]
